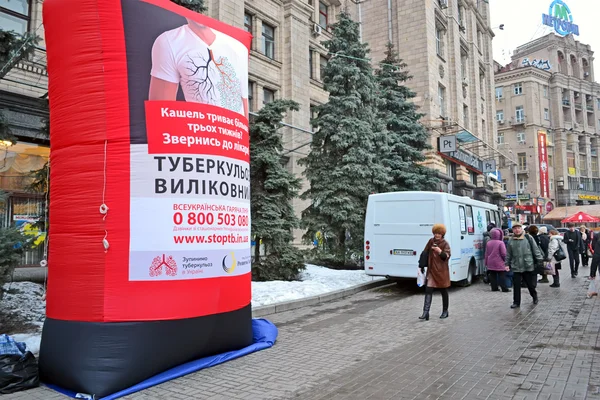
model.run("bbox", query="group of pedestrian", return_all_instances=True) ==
[417,220,598,320]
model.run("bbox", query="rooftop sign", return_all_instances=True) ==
[542,0,579,36]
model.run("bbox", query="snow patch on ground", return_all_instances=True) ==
[251,264,384,307]
[1,282,46,328]
[0,266,384,353]
[1,282,46,355]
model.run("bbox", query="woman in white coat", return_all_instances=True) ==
[547,229,567,288]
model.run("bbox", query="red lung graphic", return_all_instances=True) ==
[149,255,178,277]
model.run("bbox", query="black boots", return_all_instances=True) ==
[440,310,449,319]
[419,293,432,321]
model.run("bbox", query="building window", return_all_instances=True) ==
[518,152,527,169]
[470,171,477,185]
[479,72,485,94]
[438,84,446,117]
[501,179,507,191]
[598,119,600,130]
[310,105,318,131]
[579,157,587,175]
[476,29,482,50]
[0,0,30,35]
[597,98,600,110]
[263,88,275,105]
[309,49,314,79]
[458,5,464,27]
[543,85,548,97]
[496,110,504,122]
[248,82,254,112]
[518,178,528,192]
[244,13,252,33]
[544,108,549,120]
[514,83,523,95]
[463,105,469,128]
[435,24,445,58]
[517,131,526,144]
[548,154,553,168]
[318,1,328,28]
[567,151,576,173]
[461,53,468,79]
[495,87,503,100]
[550,179,554,191]
[515,106,524,123]
[592,157,599,176]
[261,23,275,59]
[497,132,504,145]
[319,55,327,81]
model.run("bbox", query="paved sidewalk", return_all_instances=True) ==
[6,272,600,400]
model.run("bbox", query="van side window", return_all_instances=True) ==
[495,211,501,227]
[486,210,491,227]
[459,206,467,234]
[466,206,475,234]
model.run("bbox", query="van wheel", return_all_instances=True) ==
[458,261,476,287]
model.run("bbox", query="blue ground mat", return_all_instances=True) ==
[46,318,278,400]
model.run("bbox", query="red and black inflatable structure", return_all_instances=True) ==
[40,0,254,397]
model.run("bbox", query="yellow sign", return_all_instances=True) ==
[568,167,577,176]
[578,194,600,201]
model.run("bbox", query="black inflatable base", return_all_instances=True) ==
[39,305,253,398]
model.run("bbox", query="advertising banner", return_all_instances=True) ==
[41,0,253,396]
[538,131,550,198]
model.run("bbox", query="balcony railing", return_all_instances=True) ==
[587,105,594,112]
[574,102,583,110]
[562,99,571,107]
[512,116,526,125]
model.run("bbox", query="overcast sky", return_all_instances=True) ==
[489,0,600,71]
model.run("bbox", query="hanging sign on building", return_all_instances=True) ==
[483,159,496,174]
[538,131,550,198]
[542,0,579,36]
[438,135,457,153]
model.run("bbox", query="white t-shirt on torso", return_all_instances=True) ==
[151,25,248,116]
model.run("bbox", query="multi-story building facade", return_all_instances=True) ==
[356,0,502,204]
[494,33,600,221]
[0,0,49,264]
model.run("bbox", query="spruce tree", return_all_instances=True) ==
[0,30,38,79]
[375,42,438,192]
[170,0,206,13]
[250,100,305,281]
[300,11,387,266]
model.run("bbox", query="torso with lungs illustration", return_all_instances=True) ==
[151,25,248,115]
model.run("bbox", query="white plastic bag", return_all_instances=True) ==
[417,268,426,287]
[587,280,598,298]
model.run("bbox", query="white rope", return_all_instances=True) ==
[101,140,109,252]
[41,157,50,300]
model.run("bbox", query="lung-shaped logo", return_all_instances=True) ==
[149,254,178,277]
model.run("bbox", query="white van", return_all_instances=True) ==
[364,191,502,286]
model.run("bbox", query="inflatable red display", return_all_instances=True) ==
[40,0,253,396]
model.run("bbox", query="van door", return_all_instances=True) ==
[448,202,467,281]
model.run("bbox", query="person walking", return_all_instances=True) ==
[564,222,584,278]
[419,224,451,321]
[590,230,600,280]
[505,221,543,308]
[547,229,566,288]
[485,227,509,292]
[482,223,495,284]
[580,225,592,268]
[530,225,550,283]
